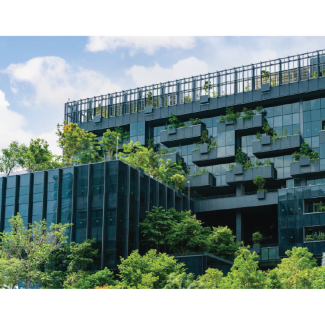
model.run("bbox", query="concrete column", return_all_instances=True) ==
[236,184,245,196]
[236,210,242,242]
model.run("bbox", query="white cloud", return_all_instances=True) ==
[125,57,209,87]
[199,36,325,72]
[4,56,121,110]
[2,56,122,153]
[0,89,61,155]
[85,36,197,55]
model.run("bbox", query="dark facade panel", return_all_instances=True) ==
[0,161,192,270]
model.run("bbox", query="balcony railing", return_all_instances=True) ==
[65,49,325,124]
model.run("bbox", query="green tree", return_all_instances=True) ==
[100,129,121,160]
[0,214,71,289]
[0,141,26,176]
[169,174,186,190]
[139,206,176,252]
[265,247,317,289]
[164,272,196,289]
[118,141,148,169]
[167,213,210,254]
[253,175,266,193]
[56,121,102,166]
[0,257,25,289]
[252,231,263,245]
[235,147,249,166]
[194,268,224,289]
[22,138,60,172]
[157,158,185,186]
[207,226,240,260]
[220,248,266,289]
[40,239,99,289]
[118,249,186,289]
[67,268,117,289]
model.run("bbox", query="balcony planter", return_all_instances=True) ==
[187,173,216,189]
[159,152,183,164]
[93,115,102,123]
[257,190,265,200]
[253,245,261,254]
[225,119,234,125]
[226,164,276,184]
[253,134,302,158]
[160,124,204,147]
[236,114,265,135]
[300,157,310,166]
[200,95,209,104]
[261,83,270,92]
[168,127,177,135]
[261,135,271,145]
[199,143,209,154]
[192,145,235,166]
[234,166,243,175]
[290,159,321,177]
[144,105,153,114]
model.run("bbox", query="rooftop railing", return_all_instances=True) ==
[64,49,325,124]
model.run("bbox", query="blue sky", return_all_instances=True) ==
[1,36,325,154]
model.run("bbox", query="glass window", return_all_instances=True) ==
[311,98,320,110]
[283,104,291,115]
[303,100,311,111]
[312,121,321,136]
[292,113,300,124]
[138,121,145,135]
[304,122,312,137]
[274,105,282,116]
[217,132,225,147]
[283,114,292,126]
[274,116,282,127]
[130,123,137,137]
[303,111,311,123]
[311,109,320,122]
[265,107,273,117]
[312,136,319,148]
[292,102,299,113]
[226,131,235,146]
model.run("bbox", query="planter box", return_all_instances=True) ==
[217,114,264,135]
[200,95,209,104]
[253,245,261,254]
[234,166,243,175]
[261,135,271,145]
[144,105,153,114]
[226,164,276,184]
[261,83,270,92]
[159,152,183,164]
[168,127,177,135]
[252,134,302,158]
[187,173,216,190]
[192,145,235,167]
[300,157,310,166]
[199,143,209,154]
[160,124,204,147]
[290,159,321,177]
[93,115,102,123]
[257,191,265,200]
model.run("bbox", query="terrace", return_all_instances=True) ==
[64,50,325,130]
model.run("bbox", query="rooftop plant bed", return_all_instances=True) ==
[252,134,302,158]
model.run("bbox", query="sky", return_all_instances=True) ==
[1,36,325,155]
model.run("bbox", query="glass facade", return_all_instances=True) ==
[0,161,191,269]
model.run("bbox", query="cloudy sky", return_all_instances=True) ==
[1,36,325,155]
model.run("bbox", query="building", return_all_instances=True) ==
[63,49,325,263]
[2,49,325,268]
[0,161,192,270]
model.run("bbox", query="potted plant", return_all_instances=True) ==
[252,231,263,253]
[200,81,211,104]
[253,175,266,199]
[261,70,270,92]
